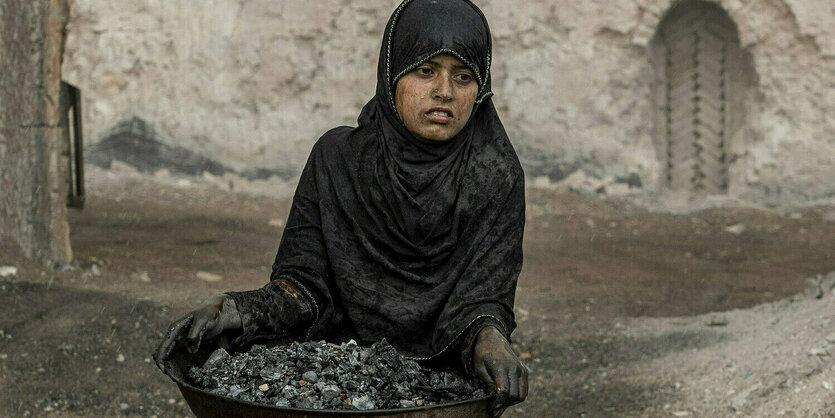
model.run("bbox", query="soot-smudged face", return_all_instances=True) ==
[395,54,478,142]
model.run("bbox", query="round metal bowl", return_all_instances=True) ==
[162,342,493,418]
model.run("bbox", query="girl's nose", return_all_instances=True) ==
[431,76,453,101]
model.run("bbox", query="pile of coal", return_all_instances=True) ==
[187,339,488,410]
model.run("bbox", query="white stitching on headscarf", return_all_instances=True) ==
[479,43,491,103]
[476,91,493,104]
[386,0,416,121]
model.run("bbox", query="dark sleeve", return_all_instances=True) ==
[268,136,343,341]
[225,279,314,348]
[440,170,524,368]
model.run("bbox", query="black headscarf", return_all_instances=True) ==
[272,0,525,360]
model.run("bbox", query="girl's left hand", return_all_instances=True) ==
[473,326,529,416]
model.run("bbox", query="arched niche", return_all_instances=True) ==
[650,0,754,194]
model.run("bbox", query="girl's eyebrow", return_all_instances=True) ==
[424,59,474,73]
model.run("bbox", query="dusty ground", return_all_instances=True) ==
[1,169,834,417]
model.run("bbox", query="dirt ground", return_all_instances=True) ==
[1,169,834,417]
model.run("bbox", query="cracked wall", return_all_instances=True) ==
[61,0,834,205]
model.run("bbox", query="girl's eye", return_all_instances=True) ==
[457,73,474,82]
[418,67,434,75]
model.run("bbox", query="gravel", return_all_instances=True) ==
[187,339,488,410]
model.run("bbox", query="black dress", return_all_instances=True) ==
[229,0,524,371]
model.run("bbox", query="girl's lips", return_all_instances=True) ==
[425,110,452,124]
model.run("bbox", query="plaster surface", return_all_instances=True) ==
[62,0,835,206]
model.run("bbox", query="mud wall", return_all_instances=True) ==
[0,0,72,263]
[61,0,834,205]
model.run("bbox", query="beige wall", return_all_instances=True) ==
[62,0,835,206]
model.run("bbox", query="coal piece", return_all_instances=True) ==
[186,339,488,410]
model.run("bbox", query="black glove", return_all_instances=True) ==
[153,294,241,372]
[473,326,528,416]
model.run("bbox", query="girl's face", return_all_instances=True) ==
[395,54,478,142]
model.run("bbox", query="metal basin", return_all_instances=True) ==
[162,342,493,418]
